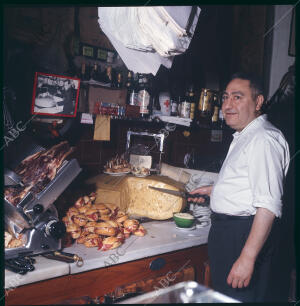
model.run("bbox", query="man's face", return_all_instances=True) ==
[221,78,263,132]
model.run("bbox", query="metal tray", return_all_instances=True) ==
[117,281,240,303]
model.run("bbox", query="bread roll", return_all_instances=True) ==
[73,214,88,227]
[95,222,117,236]
[102,236,122,251]
[85,209,99,221]
[124,219,139,232]
[133,225,147,236]
[84,234,102,248]
[74,197,85,208]
[94,203,111,215]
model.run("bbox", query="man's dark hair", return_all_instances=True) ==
[229,72,265,99]
[227,72,267,113]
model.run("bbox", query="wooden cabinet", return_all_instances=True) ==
[6,245,210,305]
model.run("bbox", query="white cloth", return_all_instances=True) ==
[210,115,290,218]
[98,6,200,75]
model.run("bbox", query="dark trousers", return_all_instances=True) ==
[208,212,279,302]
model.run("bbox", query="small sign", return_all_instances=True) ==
[81,113,94,124]
[211,130,223,142]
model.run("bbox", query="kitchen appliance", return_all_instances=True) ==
[4,147,82,262]
[126,131,165,172]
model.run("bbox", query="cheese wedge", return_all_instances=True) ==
[86,175,186,220]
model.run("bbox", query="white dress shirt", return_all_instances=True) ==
[210,114,290,218]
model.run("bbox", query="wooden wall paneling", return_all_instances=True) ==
[79,7,115,50]
[231,5,268,75]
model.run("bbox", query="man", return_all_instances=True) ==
[189,72,290,302]
[60,80,75,115]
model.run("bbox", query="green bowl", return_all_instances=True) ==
[173,213,195,228]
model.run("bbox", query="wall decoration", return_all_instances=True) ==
[31,72,80,117]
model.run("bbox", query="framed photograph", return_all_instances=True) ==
[31,72,80,117]
[82,45,94,58]
[97,48,108,61]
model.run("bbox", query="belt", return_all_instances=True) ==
[211,212,255,221]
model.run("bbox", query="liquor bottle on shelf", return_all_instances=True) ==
[187,84,195,120]
[105,66,113,86]
[80,62,89,81]
[126,71,138,106]
[170,95,178,116]
[180,88,191,119]
[116,72,123,88]
[90,62,100,81]
[137,74,152,119]
[125,71,133,104]
[211,94,220,128]
[219,108,225,129]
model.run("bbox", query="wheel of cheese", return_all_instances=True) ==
[90,175,186,220]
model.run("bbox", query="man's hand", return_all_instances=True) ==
[188,185,213,203]
[227,254,255,288]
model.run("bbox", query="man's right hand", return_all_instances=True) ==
[188,185,213,203]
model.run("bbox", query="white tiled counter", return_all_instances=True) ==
[5,220,210,290]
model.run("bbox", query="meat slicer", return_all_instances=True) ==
[4,144,82,262]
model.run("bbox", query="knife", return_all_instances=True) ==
[148,186,209,204]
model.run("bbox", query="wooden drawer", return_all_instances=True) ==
[6,245,209,305]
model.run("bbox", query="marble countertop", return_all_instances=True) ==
[5,220,210,289]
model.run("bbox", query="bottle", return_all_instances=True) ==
[80,62,87,80]
[171,95,178,116]
[187,84,195,120]
[116,72,123,88]
[180,89,191,119]
[90,62,99,81]
[125,71,133,104]
[177,95,182,116]
[137,74,151,118]
[105,66,113,86]
[219,108,225,129]
[211,94,220,128]
[127,72,138,106]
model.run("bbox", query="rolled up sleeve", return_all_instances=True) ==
[248,136,289,218]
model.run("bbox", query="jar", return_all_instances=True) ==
[198,88,216,117]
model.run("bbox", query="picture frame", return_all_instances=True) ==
[31,72,80,117]
[96,48,108,61]
[82,44,95,58]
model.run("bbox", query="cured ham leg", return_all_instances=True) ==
[5,141,74,206]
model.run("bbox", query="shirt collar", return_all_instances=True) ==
[233,114,267,139]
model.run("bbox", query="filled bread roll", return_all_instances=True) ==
[73,214,88,227]
[95,222,117,236]
[74,197,85,208]
[78,203,92,214]
[101,236,122,251]
[123,219,139,232]
[84,234,103,248]
[94,203,111,215]
[85,209,99,221]
[133,225,147,237]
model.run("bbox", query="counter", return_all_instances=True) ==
[5,220,210,305]
[5,220,209,288]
